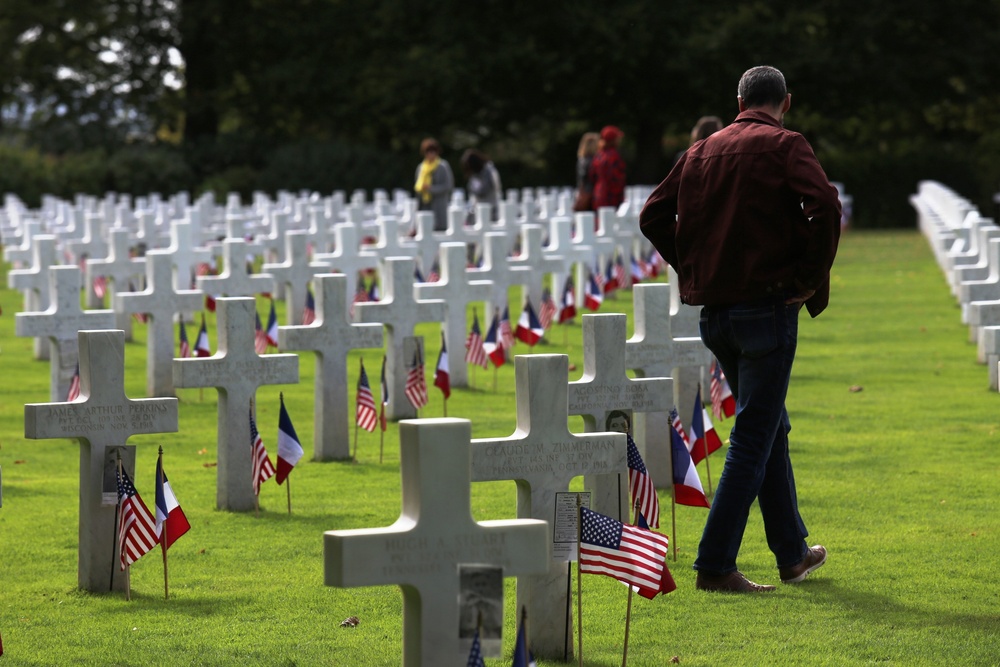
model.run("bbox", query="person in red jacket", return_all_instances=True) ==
[589,125,626,213]
[640,65,841,593]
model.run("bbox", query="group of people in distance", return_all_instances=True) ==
[412,124,628,233]
[414,137,502,231]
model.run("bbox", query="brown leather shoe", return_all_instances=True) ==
[695,571,776,593]
[779,545,827,583]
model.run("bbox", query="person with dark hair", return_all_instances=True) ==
[673,116,725,169]
[460,149,503,221]
[639,65,841,593]
[414,137,454,231]
[574,132,600,212]
[589,125,627,212]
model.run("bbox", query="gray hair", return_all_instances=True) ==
[738,66,787,109]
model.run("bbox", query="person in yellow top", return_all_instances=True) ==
[414,137,455,231]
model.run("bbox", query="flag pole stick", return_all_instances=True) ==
[622,500,639,667]
[116,455,132,602]
[493,366,498,393]
[379,423,385,464]
[700,386,714,496]
[159,446,169,600]
[576,494,583,667]
[111,452,122,593]
[703,438,713,497]
[564,565,572,662]
[353,420,359,463]
[671,489,678,562]
[286,475,292,515]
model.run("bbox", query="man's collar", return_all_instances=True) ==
[734,109,783,127]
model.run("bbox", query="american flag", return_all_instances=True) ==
[254,310,269,354]
[613,254,628,290]
[465,309,489,369]
[499,305,515,350]
[356,360,378,432]
[579,506,671,600]
[93,275,107,300]
[404,348,428,410]
[427,259,440,284]
[303,285,316,325]
[379,355,388,432]
[538,288,557,330]
[627,434,659,528]
[116,467,159,570]
[250,404,275,495]
[466,628,486,667]
[593,263,606,293]
[66,363,81,402]
[709,358,736,420]
[179,319,191,358]
[630,255,644,286]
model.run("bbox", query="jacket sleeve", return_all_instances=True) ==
[431,161,455,196]
[786,136,842,317]
[639,156,684,270]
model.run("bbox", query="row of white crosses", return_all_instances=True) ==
[911,182,1000,390]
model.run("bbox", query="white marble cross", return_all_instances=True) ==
[313,223,380,306]
[173,298,299,511]
[160,219,213,292]
[115,252,204,397]
[415,243,492,388]
[361,216,416,261]
[409,211,444,275]
[545,216,593,309]
[24,330,178,592]
[261,230,331,325]
[7,234,60,360]
[325,418,549,667]
[568,314,673,520]
[354,257,446,420]
[278,274,383,460]
[16,266,117,401]
[510,224,566,309]
[255,210,291,264]
[471,354,626,660]
[2,219,42,266]
[625,282,712,487]
[195,238,276,298]
[85,228,146,338]
[470,232,533,311]
[65,215,107,268]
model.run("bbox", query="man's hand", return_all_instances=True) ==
[785,289,815,305]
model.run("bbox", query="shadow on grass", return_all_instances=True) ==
[801,579,998,637]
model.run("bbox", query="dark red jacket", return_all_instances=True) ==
[639,110,841,317]
[590,147,626,210]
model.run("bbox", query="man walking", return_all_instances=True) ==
[639,66,841,592]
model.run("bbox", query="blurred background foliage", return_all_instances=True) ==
[1,0,999,226]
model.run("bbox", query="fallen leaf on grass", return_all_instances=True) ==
[849,385,863,393]
[203,462,217,468]
[340,616,360,628]
[14,460,26,464]
[670,657,680,663]
[197,448,208,455]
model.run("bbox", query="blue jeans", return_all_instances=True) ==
[693,296,809,575]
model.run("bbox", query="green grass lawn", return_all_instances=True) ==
[0,229,998,666]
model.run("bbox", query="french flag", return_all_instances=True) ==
[584,271,604,311]
[669,409,710,508]
[558,276,577,323]
[195,314,212,357]
[688,389,724,465]
[434,332,450,399]
[275,393,304,485]
[483,310,506,368]
[154,454,191,551]
[515,300,544,346]
[266,299,279,348]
